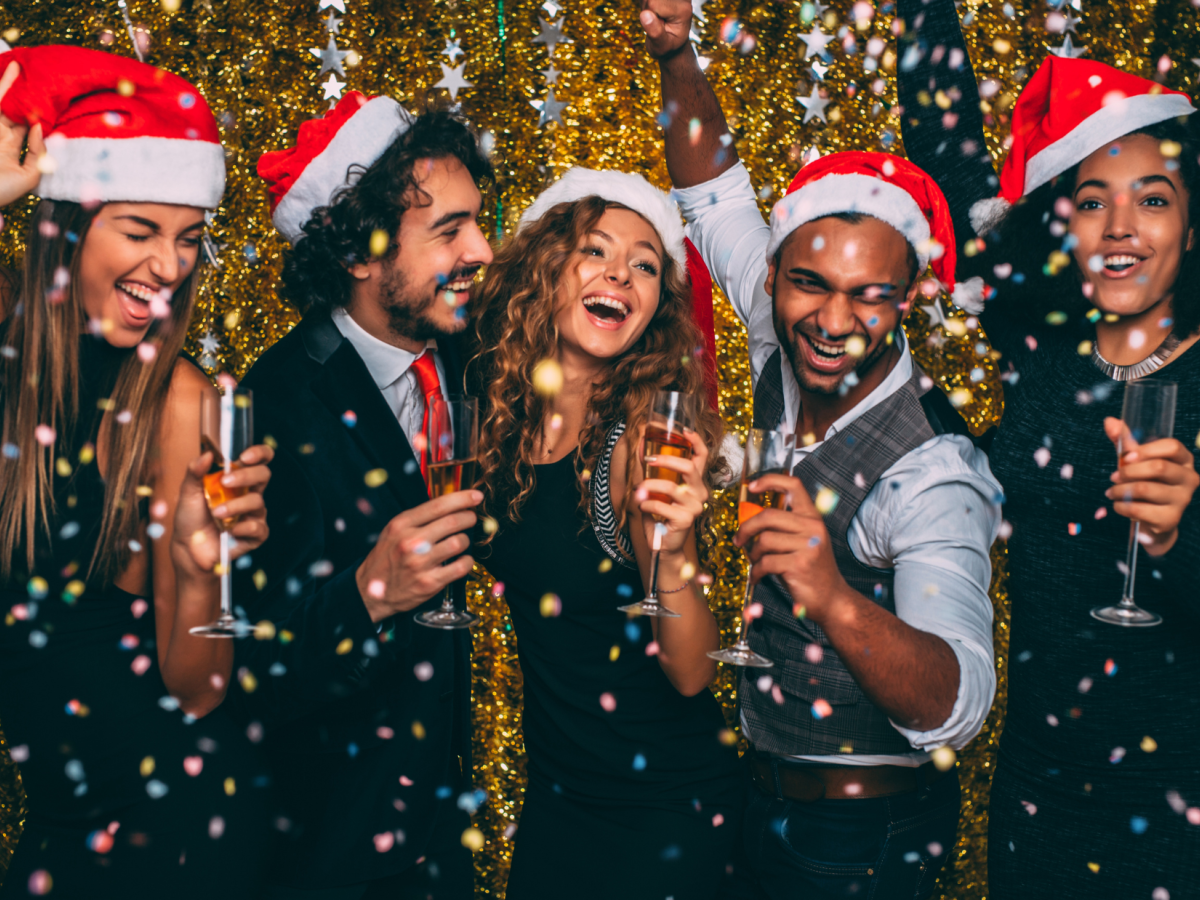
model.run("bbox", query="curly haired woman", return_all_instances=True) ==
[469,170,741,900]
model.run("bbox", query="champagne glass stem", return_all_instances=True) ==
[219,530,232,620]
[645,525,664,604]
[441,585,455,613]
[734,561,755,644]
[1121,521,1140,606]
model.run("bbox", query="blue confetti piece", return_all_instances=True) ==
[1017,650,1033,662]
[616,583,634,598]
[1130,816,1148,835]
[632,753,647,771]
[403,459,419,475]
[347,743,358,758]
[436,785,453,799]
[904,851,920,863]
[65,760,85,781]
[660,844,682,861]
[269,663,286,676]
[625,621,641,643]
[145,779,169,799]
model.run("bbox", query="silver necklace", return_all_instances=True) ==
[1091,332,1181,381]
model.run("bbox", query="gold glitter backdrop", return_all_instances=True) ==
[3,0,1197,895]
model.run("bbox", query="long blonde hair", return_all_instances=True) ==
[0,200,202,585]
[470,196,724,535]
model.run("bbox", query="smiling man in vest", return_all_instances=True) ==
[641,3,1001,898]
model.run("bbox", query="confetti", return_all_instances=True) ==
[461,827,485,851]
[532,358,563,396]
[931,746,956,771]
[811,698,833,719]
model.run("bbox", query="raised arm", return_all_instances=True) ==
[641,0,737,188]
[895,0,997,246]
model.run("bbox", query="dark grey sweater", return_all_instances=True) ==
[897,0,1200,800]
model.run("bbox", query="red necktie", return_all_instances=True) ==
[410,350,442,481]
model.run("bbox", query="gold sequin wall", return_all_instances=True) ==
[3,0,1198,895]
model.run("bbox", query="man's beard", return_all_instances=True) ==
[379,261,469,343]
[772,307,894,396]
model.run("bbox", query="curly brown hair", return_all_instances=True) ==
[469,196,725,538]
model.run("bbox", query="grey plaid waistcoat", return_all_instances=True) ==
[740,347,936,756]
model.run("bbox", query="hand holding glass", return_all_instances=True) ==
[619,390,696,618]
[190,386,253,638]
[414,396,480,630]
[708,428,796,667]
[1091,380,1177,628]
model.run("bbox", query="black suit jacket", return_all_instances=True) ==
[228,310,472,888]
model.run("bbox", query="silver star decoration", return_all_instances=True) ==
[543,0,561,15]
[531,88,569,127]
[198,330,221,356]
[921,297,949,329]
[812,0,831,16]
[442,38,464,63]
[322,72,346,100]
[798,85,830,124]
[532,16,572,57]
[1062,10,1081,33]
[799,24,833,60]
[311,36,350,76]
[807,59,829,81]
[318,0,346,11]
[435,63,473,101]
[324,10,342,34]
[1192,57,1200,74]
[539,62,561,85]
[1049,34,1087,59]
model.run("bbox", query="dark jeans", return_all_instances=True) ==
[726,758,960,900]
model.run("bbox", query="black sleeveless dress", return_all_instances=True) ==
[0,337,270,896]
[481,430,741,900]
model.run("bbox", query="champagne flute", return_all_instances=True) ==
[415,395,480,630]
[618,390,696,618]
[708,428,796,667]
[1091,380,1177,628]
[190,386,253,638]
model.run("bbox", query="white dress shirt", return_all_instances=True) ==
[675,163,1001,764]
[331,307,450,448]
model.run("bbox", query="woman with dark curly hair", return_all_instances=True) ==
[469,170,741,899]
[897,2,1200,896]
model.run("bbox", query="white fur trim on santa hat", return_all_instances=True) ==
[517,168,687,270]
[37,134,226,208]
[274,97,413,245]
[1024,92,1195,197]
[968,196,1012,236]
[951,275,986,315]
[766,173,932,269]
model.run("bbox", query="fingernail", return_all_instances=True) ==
[1125,452,1139,462]
[212,505,228,518]
[221,475,236,486]
[645,455,657,463]
[472,490,483,502]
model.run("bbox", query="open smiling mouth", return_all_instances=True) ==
[118,281,157,304]
[582,295,630,323]
[1103,254,1145,274]
[803,332,846,359]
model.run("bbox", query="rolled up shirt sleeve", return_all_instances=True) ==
[849,434,1002,751]
[673,163,777,388]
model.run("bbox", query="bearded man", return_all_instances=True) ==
[228,97,492,899]
[640,3,1002,897]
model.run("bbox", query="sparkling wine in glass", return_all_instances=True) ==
[619,390,696,618]
[190,386,253,638]
[1091,379,1177,628]
[415,395,481,630]
[708,427,796,668]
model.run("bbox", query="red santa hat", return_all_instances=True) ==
[0,45,224,208]
[767,151,984,312]
[257,91,413,245]
[970,56,1196,235]
[518,168,718,409]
